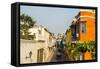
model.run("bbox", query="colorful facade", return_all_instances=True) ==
[65,10,95,60]
[71,10,95,42]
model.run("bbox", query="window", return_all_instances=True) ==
[37,48,44,63]
[82,23,86,33]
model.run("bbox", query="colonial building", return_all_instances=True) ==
[71,10,95,42]
[65,10,95,61]
[20,24,56,64]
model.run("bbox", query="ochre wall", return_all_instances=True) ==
[84,51,92,60]
[80,11,95,17]
[79,11,95,41]
[66,29,71,46]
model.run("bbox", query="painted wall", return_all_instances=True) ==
[20,40,45,64]
[79,11,95,41]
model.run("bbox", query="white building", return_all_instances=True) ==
[28,24,45,41]
[20,24,56,64]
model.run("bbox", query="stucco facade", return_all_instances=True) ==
[71,10,95,42]
[20,25,55,64]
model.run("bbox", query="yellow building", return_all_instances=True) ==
[65,29,72,60]
[66,29,71,46]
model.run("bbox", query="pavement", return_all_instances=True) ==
[50,41,68,62]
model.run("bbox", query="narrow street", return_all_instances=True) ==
[51,40,67,62]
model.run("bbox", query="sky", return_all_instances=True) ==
[20,5,80,34]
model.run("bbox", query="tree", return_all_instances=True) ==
[76,41,95,60]
[20,14,36,27]
[67,41,96,61]
[20,14,36,39]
